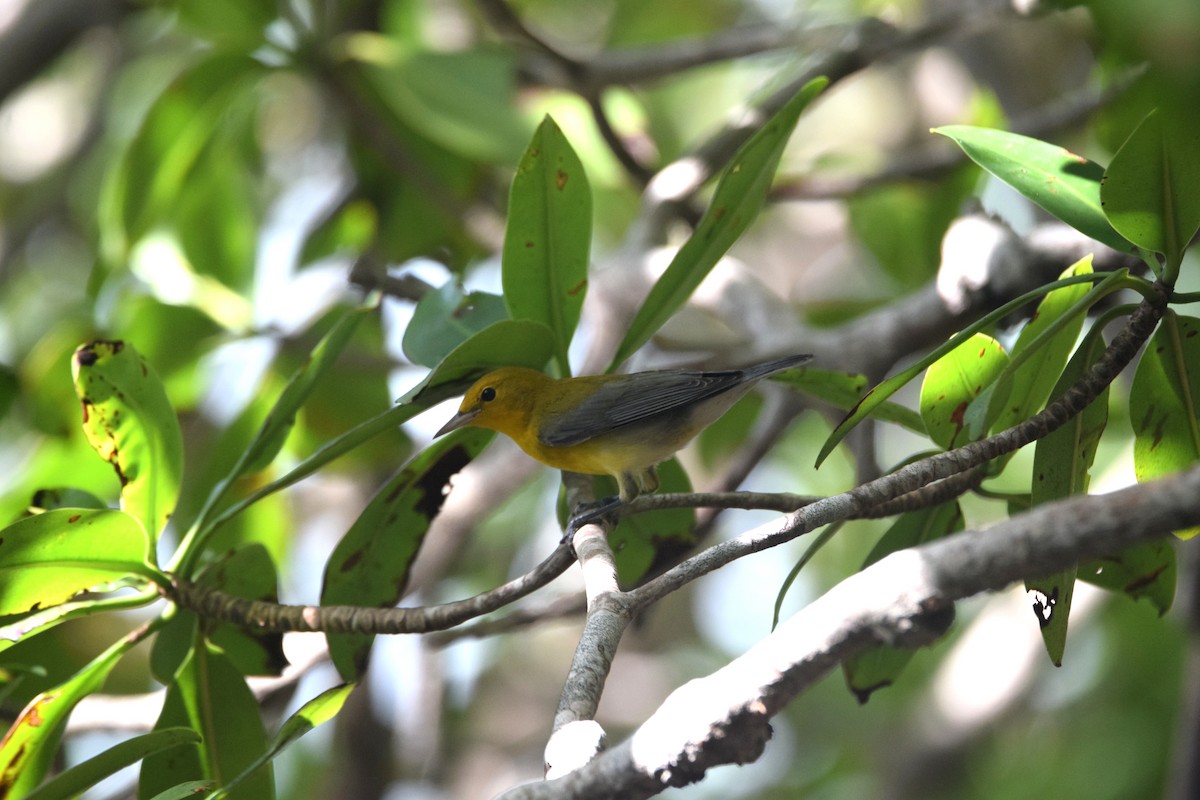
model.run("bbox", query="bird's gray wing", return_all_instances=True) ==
[538,369,744,446]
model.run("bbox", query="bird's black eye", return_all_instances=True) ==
[480,387,496,402]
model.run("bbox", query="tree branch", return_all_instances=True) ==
[501,464,1200,798]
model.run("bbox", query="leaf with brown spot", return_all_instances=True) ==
[72,340,182,541]
[321,428,493,681]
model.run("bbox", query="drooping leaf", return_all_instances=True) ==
[322,428,493,680]
[139,642,273,800]
[610,77,827,368]
[1130,311,1200,539]
[0,509,162,617]
[195,544,287,676]
[73,340,183,540]
[208,684,355,800]
[1026,328,1113,666]
[933,125,1133,253]
[503,116,593,375]
[843,502,963,702]
[0,627,146,796]
[919,333,1008,450]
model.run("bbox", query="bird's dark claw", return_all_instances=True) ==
[561,496,623,547]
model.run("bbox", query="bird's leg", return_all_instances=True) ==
[562,496,623,544]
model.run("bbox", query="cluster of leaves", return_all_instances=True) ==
[0,43,828,796]
[3,2,1200,798]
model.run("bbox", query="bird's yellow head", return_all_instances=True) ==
[435,367,548,439]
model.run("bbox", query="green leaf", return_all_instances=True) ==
[502,116,593,375]
[24,728,200,800]
[1079,539,1177,615]
[139,643,273,800]
[208,684,355,800]
[0,509,162,616]
[610,77,827,368]
[1101,109,1200,271]
[919,333,1008,450]
[933,126,1133,253]
[73,340,183,539]
[242,305,372,474]
[1026,328,1112,666]
[100,53,265,262]
[399,319,558,406]
[0,627,146,796]
[815,270,1111,467]
[195,545,286,676]
[147,782,217,800]
[0,591,159,656]
[28,487,108,511]
[176,0,275,51]
[1130,311,1200,539]
[173,303,372,575]
[348,37,529,163]
[773,368,926,435]
[843,502,963,703]
[402,284,508,368]
[983,256,1094,437]
[322,429,493,680]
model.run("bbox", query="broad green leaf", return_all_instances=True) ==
[843,502,963,702]
[983,256,1094,438]
[1079,538,1177,615]
[73,340,183,539]
[1130,311,1200,539]
[1026,328,1112,665]
[933,126,1133,253]
[610,77,827,368]
[139,643,273,800]
[402,284,508,368]
[503,116,593,375]
[0,509,162,617]
[1101,109,1200,270]
[209,684,355,800]
[774,368,926,435]
[0,626,146,796]
[24,728,200,800]
[347,37,529,163]
[100,53,265,263]
[815,271,1111,467]
[176,0,275,51]
[195,545,286,676]
[322,429,493,680]
[920,333,1008,450]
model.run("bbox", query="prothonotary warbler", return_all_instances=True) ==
[435,354,813,531]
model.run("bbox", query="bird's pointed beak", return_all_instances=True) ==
[435,407,480,437]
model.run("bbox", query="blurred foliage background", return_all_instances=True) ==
[1,0,1197,798]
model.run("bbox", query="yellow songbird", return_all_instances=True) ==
[436,354,812,529]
